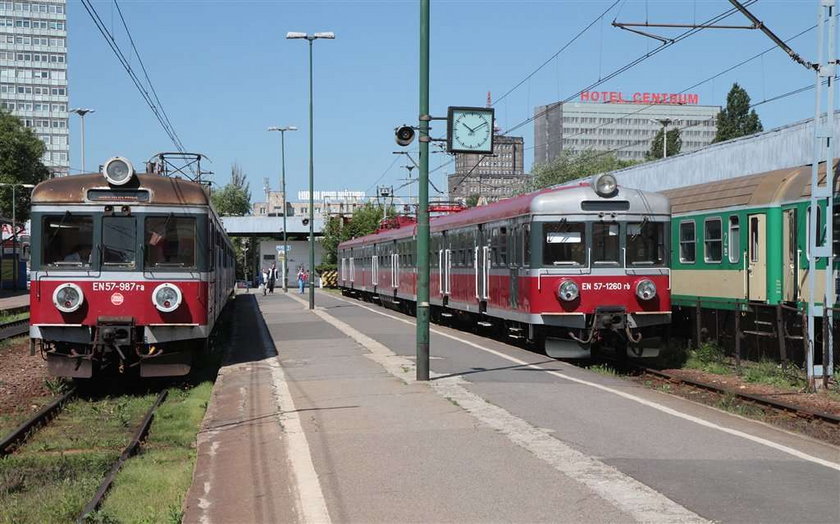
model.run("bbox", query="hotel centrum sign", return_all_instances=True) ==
[580,91,700,105]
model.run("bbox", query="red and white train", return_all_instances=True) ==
[338,174,671,358]
[28,157,235,378]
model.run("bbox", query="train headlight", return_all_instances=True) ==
[152,283,182,313]
[102,156,135,186]
[557,280,580,302]
[635,279,657,301]
[593,173,617,197]
[53,283,84,313]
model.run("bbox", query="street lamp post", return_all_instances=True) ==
[0,182,35,290]
[70,108,95,173]
[650,118,672,159]
[268,125,298,292]
[286,31,334,310]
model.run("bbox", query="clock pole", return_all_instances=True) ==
[416,0,431,381]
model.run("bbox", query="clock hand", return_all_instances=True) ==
[462,123,476,133]
[474,121,488,130]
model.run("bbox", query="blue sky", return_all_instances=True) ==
[69,1,824,202]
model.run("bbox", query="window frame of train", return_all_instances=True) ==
[679,220,697,264]
[728,215,741,264]
[38,213,96,268]
[703,217,723,264]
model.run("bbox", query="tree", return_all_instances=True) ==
[465,194,481,207]
[321,203,394,265]
[211,162,251,216]
[530,150,636,190]
[713,83,763,143]
[646,127,682,160]
[0,109,50,222]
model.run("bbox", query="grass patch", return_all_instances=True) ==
[0,451,118,523]
[0,312,28,323]
[684,342,732,375]
[26,394,156,453]
[96,382,214,524]
[587,363,618,377]
[715,393,767,418]
[741,360,806,390]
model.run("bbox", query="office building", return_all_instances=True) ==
[0,0,69,176]
[534,90,719,165]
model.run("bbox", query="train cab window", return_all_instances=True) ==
[102,216,137,268]
[145,216,196,268]
[703,218,722,263]
[679,221,696,263]
[592,223,620,265]
[42,214,93,267]
[728,216,740,263]
[627,221,666,266]
[543,222,586,266]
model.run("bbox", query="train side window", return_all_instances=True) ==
[499,227,508,266]
[749,216,760,262]
[679,221,696,263]
[42,214,94,267]
[703,218,722,263]
[523,224,530,267]
[145,216,197,268]
[728,216,740,263]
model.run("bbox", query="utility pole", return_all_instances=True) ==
[416,0,431,381]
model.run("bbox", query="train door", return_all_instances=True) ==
[372,246,378,293]
[438,233,451,299]
[748,214,767,301]
[509,225,519,309]
[783,209,798,302]
[474,227,490,305]
[391,246,399,295]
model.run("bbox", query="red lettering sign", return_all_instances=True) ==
[579,91,699,105]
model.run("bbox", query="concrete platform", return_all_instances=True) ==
[0,290,28,312]
[184,290,840,524]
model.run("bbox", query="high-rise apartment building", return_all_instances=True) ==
[448,134,528,202]
[0,1,69,176]
[534,91,719,165]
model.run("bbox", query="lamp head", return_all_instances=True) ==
[286,32,307,39]
[313,32,335,39]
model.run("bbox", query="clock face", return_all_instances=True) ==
[448,107,494,153]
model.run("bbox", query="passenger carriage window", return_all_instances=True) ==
[145,216,197,268]
[750,216,759,263]
[523,224,531,267]
[592,223,620,265]
[42,214,94,267]
[626,221,665,266]
[543,222,586,266]
[499,227,508,266]
[679,221,696,263]
[728,216,740,263]
[704,218,722,263]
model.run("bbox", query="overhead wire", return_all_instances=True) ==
[79,0,189,160]
[435,1,757,183]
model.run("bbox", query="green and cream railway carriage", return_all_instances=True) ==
[662,163,838,362]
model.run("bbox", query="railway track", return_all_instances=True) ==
[635,366,840,426]
[0,315,29,342]
[0,388,75,456]
[76,390,168,522]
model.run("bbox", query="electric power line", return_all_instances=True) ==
[80,0,188,157]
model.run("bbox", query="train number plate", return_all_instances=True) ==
[581,282,631,291]
[92,282,146,292]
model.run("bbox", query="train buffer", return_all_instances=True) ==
[183,291,840,523]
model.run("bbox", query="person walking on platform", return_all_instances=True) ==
[268,264,277,294]
[260,268,268,296]
[297,267,307,294]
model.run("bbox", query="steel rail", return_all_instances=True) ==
[76,389,168,522]
[0,316,30,341]
[0,388,75,455]
[638,366,840,425]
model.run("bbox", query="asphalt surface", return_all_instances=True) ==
[185,289,840,523]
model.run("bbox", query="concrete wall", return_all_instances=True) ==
[257,239,324,287]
